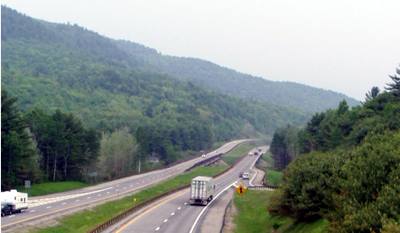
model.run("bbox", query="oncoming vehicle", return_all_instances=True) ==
[201,154,206,158]
[241,172,250,180]
[1,190,28,216]
[189,176,215,205]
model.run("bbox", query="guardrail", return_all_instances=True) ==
[87,145,251,233]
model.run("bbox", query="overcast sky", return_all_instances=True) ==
[3,0,400,100]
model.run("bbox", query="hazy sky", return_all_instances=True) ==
[3,0,400,100]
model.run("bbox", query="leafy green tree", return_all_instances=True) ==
[98,128,137,180]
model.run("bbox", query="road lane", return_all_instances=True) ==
[115,147,266,233]
[1,139,250,232]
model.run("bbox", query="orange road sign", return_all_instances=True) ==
[236,184,247,195]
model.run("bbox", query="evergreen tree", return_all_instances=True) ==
[1,91,40,190]
[386,67,400,97]
[365,86,380,102]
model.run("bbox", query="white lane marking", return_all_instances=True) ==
[170,212,175,216]
[28,187,113,208]
[189,180,238,233]
[30,210,36,213]
[87,196,91,199]
[75,199,80,202]
[107,192,110,194]
[62,202,67,205]
[184,202,188,205]
[8,215,15,218]
[155,226,160,231]
[46,206,52,209]
[97,194,102,197]
[177,206,181,210]
[163,219,168,223]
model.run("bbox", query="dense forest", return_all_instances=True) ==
[269,68,400,232]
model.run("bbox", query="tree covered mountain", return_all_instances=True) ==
[1,6,307,141]
[1,6,358,115]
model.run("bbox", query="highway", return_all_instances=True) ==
[1,139,249,232]
[112,147,266,233]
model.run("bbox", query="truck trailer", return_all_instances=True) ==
[1,190,28,216]
[189,176,215,205]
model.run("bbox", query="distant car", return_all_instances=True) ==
[248,152,253,156]
[241,172,250,180]
[258,148,262,152]
[201,154,206,158]
[238,172,243,178]
[254,151,259,156]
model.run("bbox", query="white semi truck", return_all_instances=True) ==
[189,176,215,205]
[1,190,28,216]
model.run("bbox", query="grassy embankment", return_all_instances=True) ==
[18,181,88,197]
[32,142,253,233]
[257,152,283,186]
[233,190,328,233]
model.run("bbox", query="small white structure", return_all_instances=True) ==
[189,176,215,205]
[1,189,28,216]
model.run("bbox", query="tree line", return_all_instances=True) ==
[1,90,215,190]
[268,68,400,232]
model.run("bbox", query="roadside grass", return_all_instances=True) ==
[31,164,228,233]
[266,169,283,186]
[222,143,254,165]
[233,190,328,233]
[18,181,88,197]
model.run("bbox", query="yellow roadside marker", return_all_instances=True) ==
[236,183,247,195]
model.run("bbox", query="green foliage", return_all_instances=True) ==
[1,90,40,190]
[266,169,283,186]
[98,128,138,180]
[271,78,400,232]
[270,125,299,170]
[26,108,100,182]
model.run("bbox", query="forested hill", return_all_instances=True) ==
[1,5,306,140]
[1,6,358,114]
[268,72,400,232]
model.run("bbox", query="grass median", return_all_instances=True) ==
[222,143,254,165]
[233,190,328,233]
[18,181,88,197]
[31,164,228,233]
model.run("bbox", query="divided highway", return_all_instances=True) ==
[1,139,250,232]
[111,147,267,233]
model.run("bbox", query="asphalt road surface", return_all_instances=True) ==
[1,139,250,232]
[113,147,266,233]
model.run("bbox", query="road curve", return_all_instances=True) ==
[113,147,266,233]
[1,139,250,232]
